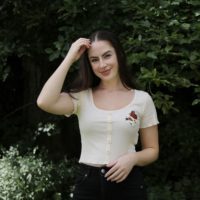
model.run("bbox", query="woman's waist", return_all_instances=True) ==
[80,162,106,167]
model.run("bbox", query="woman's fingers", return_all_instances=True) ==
[67,38,91,62]
[104,153,137,183]
[73,38,91,49]
[105,167,128,182]
[106,168,123,181]
[105,168,119,179]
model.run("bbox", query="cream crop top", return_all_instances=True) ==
[66,89,159,165]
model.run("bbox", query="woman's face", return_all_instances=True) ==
[88,40,119,82]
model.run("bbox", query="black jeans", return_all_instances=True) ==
[72,163,147,200]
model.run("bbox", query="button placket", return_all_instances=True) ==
[105,113,112,162]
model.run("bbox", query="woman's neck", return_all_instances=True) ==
[97,79,126,91]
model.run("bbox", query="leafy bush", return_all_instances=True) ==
[148,184,186,200]
[0,146,55,200]
[52,158,77,200]
[144,110,200,199]
[147,176,200,200]
[0,145,79,200]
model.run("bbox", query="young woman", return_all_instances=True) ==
[37,30,159,200]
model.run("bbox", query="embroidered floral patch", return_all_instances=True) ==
[126,111,138,126]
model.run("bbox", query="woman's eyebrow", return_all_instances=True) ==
[89,50,112,59]
[102,50,112,56]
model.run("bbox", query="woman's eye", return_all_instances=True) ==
[91,59,98,63]
[105,54,111,58]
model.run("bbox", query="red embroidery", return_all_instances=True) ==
[126,111,138,126]
[126,111,137,121]
[130,111,137,120]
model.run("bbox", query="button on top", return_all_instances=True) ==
[101,168,106,174]
[107,135,111,141]
[107,124,112,131]
[107,114,112,122]
[107,139,112,144]
[106,148,110,153]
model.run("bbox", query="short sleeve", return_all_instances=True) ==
[140,93,159,128]
[64,92,80,117]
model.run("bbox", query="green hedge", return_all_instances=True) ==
[0,146,78,200]
[0,146,55,199]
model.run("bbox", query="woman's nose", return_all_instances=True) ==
[99,59,106,68]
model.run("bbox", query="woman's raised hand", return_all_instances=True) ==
[66,38,91,63]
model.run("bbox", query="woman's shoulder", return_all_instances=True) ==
[134,89,155,104]
[135,89,151,98]
[69,88,91,99]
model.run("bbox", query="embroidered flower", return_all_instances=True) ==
[126,111,138,126]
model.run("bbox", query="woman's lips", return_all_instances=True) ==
[100,69,111,76]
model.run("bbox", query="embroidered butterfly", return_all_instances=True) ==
[125,111,138,126]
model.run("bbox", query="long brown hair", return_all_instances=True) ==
[67,30,135,92]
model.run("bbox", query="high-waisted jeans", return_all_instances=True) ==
[72,163,147,200]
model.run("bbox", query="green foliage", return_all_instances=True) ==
[148,185,186,200]
[45,0,124,64]
[0,146,54,200]
[159,112,199,181]
[144,110,200,199]
[147,176,200,200]
[0,42,12,81]
[52,158,77,200]
[120,0,200,112]
[34,122,59,137]
[0,145,78,200]
[0,0,61,81]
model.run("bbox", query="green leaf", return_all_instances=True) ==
[164,45,173,53]
[49,52,60,61]
[147,52,157,59]
[45,48,53,54]
[192,99,200,105]
[181,23,191,30]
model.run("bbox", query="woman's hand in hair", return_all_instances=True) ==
[66,38,91,63]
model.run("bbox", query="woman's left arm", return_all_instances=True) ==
[134,125,159,166]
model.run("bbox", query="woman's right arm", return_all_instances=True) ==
[36,38,91,115]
